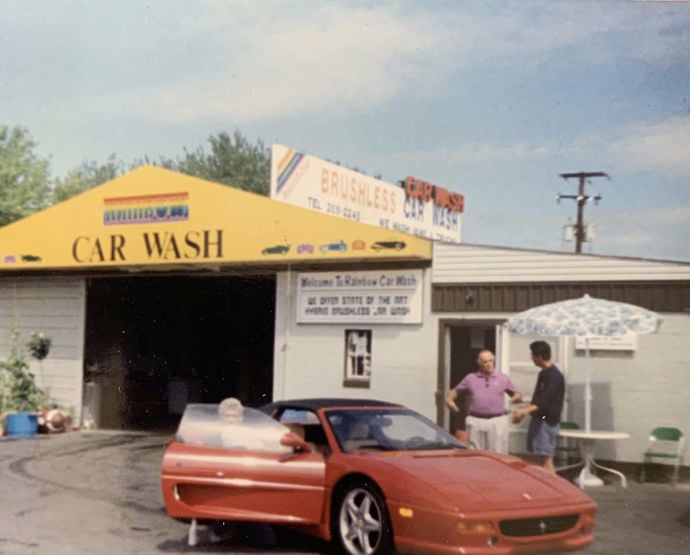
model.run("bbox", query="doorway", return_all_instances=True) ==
[439,322,502,432]
[82,274,276,430]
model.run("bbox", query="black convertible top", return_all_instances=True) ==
[259,398,400,415]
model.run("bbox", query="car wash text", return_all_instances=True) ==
[401,176,464,230]
[71,230,223,263]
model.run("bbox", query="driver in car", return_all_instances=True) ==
[348,419,370,440]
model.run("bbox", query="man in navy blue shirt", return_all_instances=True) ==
[511,341,565,473]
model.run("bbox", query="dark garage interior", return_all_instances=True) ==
[83,274,276,430]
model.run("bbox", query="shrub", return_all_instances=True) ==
[0,329,48,413]
[28,332,52,361]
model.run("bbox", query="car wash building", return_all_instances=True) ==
[268,145,690,465]
[1,146,688,469]
[0,162,435,430]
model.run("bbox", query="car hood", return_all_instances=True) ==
[366,450,591,511]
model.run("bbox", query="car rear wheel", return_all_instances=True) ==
[333,480,393,555]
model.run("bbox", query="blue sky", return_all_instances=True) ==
[2,0,689,261]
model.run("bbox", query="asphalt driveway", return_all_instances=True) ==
[0,430,688,554]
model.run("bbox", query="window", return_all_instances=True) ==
[344,329,372,387]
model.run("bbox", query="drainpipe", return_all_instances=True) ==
[281,264,292,400]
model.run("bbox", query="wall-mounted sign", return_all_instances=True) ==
[271,145,463,243]
[296,270,424,324]
[575,335,638,351]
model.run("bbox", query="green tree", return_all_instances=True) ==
[0,126,51,226]
[51,155,126,203]
[164,131,270,196]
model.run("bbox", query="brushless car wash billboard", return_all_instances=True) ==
[270,145,463,243]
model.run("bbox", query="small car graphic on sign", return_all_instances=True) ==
[261,245,290,255]
[352,240,366,251]
[296,244,314,254]
[3,255,16,263]
[21,254,42,262]
[371,240,406,251]
[319,240,347,253]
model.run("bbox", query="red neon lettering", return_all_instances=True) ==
[404,175,464,213]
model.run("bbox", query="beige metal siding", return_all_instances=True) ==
[0,277,86,414]
[433,243,690,283]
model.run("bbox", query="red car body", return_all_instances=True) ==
[161,399,596,555]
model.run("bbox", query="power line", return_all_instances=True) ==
[557,171,610,254]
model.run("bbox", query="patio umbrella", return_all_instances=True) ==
[506,294,661,431]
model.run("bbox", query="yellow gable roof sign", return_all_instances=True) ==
[0,166,431,272]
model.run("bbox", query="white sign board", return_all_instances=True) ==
[271,144,462,243]
[575,335,638,351]
[296,270,423,324]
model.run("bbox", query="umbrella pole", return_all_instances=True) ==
[585,337,591,432]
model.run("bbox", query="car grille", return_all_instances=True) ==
[499,514,579,537]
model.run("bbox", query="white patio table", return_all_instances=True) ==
[557,429,631,488]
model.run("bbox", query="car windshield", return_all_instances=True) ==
[175,403,291,452]
[325,408,465,453]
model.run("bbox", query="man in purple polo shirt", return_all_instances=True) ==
[445,349,522,453]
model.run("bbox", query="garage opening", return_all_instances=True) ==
[82,274,276,430]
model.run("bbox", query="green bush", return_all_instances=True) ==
[0,333,46,413]
[28,332,52,361]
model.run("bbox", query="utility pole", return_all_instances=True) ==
[557,171,610,254]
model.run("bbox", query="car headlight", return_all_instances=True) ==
[456,520,495,534]
[579,510,596,533]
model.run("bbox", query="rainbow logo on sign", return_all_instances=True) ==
[275,149,305,194]
[103,192,189,226]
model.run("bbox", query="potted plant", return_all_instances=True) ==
[28,332,52,362]
[0,331,46,437]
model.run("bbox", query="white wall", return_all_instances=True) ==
[0,277,86,419]
[275,271,690,465]
[273,269,440,418]
[444,312,690,463]
[555,314,690,463]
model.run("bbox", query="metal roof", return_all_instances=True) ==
[432,242,690,284]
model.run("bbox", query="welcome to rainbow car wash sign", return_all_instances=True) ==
[270,145,463,243]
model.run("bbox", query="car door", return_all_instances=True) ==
[162,407,326,523]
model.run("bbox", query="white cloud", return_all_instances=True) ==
[463,202,690,262]
[439,142,565,164]
[592,204,690,261]
[607,116,690,177]
[75,3,453,124]
[427,2,690,69]
[382,139,587,180]
[392,113,690,180]
[18,1,690,127]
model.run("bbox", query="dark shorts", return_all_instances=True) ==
[527,418,560,456]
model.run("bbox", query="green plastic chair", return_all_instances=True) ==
[640,427,685,485]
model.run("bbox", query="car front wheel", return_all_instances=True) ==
[333,480,393,555]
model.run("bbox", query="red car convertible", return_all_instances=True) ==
[161,399,596,555]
